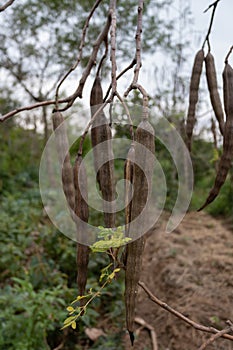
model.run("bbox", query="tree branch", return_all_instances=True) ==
[123,1,149,119]
[58,13,111,112]
[132,0,143,85]
[225,45,233,64]
[2,55,43,102]
[0,0,15,12]
[138,281,233,342]
[202,0,222,51]
[124,0,144,96]
[135,316,158,350]
[110,0,117,95]
[55,0,103,107]
[198,321,233,350]
[103,58,136,102]
[78,100,109,155]
[0,57,136,123]
[0,99,64,123]
[115,91,134,140]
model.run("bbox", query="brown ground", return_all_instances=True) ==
[123,211,233,350]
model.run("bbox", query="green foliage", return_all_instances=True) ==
[190,139,233,217]
[62,264,121,330]
[91,226,131,253]
[0,123,42,194]
[0,186,77,349]
[205,177,233,217]
[0,125,127,348]
[0,277,68,350]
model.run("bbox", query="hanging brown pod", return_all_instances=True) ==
[125,120,155,345]
[52,111,75,215]
[205,52,225,136]
[73,154,90,305]
[186,49,205,151]
[90,76,115,228]
[124,144,135,233]
[198,61,233,211]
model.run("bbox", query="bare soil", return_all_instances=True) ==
[123,211,233,350]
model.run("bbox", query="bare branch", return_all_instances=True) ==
[132,0,144,85]
[225,45,233,64]
[203,0,221,13]
[96,38,108,77]
[110,0,117,95]
[2,55,43,102]
[123,1,149,119]
[135,317,158,350]
[78,101,109,155]
[58,14,111,112]
[124,0,144,97]
[198,322,233,350]
[0,99,63,123]
[0,0,15,12]
[103,58,136,102]
[115,91,134,139]
[138,281,233,342]
[0,51,135,123]
[55,0,103,106]
[124,82,149,119]
[202,0,222,51]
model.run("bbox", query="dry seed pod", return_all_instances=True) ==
[73,155,90,303]
[90,76,115,227]
[52,111,75,214]
[198,62,233,211]
[125,120,155,345]
[205,52,225,136]
[124,144,135,233]
[186,49,204,151]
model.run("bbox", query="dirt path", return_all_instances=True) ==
[123,211,233,350]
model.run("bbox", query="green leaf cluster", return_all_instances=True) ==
[91,226,131,253]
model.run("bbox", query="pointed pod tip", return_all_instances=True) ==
[129,331,135,346]
[197,202,207,212]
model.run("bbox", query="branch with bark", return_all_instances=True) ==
[0,0,15,12]
[138,281,233,345]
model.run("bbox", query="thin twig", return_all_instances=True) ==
[198,322,233,350]
[0,57,136,123]
[132,0,144,85]
[138,281,233,342]
[0,0,15,12]
[115,91,134,140]
[55,0,103,108]
[225,45,233,64]
[124,0,144,97]
[135,317,158,350]
[0,99,65,123]
[58,14,111,112]
[103,58,136,102]
[203,0,221,13]
[202,0,221,51]
[78,100,109,155]
[96,38,108,77]
[123,1,149,119]
[124,83,149,119]
[110,0,117,95]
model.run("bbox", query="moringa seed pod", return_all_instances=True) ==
[52,111,75,215]
[186,49,204,151]
[73,154,90,304]
[124,144,135,234]
[198,61,233,211]
[205,52,225,136]
[90,76,115,228]
[125,120,155,345]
